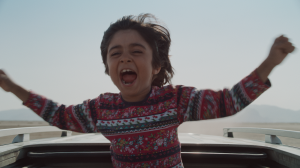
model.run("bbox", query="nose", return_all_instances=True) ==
[120,54,132,63]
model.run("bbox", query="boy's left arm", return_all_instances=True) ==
[177,35,295,123]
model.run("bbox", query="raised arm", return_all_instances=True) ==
[177,35,295,123]
[0,70,97,133]
[177,70,270,123]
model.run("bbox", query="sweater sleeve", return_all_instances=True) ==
[23,92,98,133]
[176,70,271,124]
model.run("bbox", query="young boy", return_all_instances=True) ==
[0,14,295,168]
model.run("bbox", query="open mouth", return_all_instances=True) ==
[120,69,137,85]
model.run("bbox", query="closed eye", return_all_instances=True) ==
[133,51,142,53]
[111,52,120,56]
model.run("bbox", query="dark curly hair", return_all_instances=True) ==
[100,13,174,87]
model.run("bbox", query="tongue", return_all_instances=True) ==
[122,74,137,83]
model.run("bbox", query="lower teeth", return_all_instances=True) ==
[122,80,132,85]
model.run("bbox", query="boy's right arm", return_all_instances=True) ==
[0,69,97,133]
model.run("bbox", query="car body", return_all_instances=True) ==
[1,126,300,168]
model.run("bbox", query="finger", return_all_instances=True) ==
[0,69,6,75]
[286,45,295,53]
[275,36,282,43]
[283,42,295,53]
[275,35,289,43]
[0,74,5,83]
[276,42,295,53]
[0,74,5,80]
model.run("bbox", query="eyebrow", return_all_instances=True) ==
[108,43,146,53]
[130,43,146,49]
[108,45,121,53]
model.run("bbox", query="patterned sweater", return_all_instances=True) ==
[23,70,270,168]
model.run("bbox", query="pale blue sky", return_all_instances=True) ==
[0,0,299,112]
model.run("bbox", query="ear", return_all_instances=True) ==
[153,66,161,75]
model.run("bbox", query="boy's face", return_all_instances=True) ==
[107,29,161,102]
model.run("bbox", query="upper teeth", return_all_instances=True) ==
[121,69,133,73]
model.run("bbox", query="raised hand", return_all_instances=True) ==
[0,69,17,92]
[266,35,295,66]
[256,35,296,83]
[0,69,30,102]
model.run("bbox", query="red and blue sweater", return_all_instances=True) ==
[24,70,270,168]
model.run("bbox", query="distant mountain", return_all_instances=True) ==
[0,105,299,122]
[217,104,300,123]
[0,108,43,121]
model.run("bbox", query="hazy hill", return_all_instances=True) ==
[0,105,299,122]
[0,108,43,121]
[212,104,300,123]
[231,104,300,123]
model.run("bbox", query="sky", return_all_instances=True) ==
[0,0,300,112]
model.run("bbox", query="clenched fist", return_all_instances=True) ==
[266,35,295,66]
[256,35,296,83]
[0,69,17,92]
[0,69,30,102]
